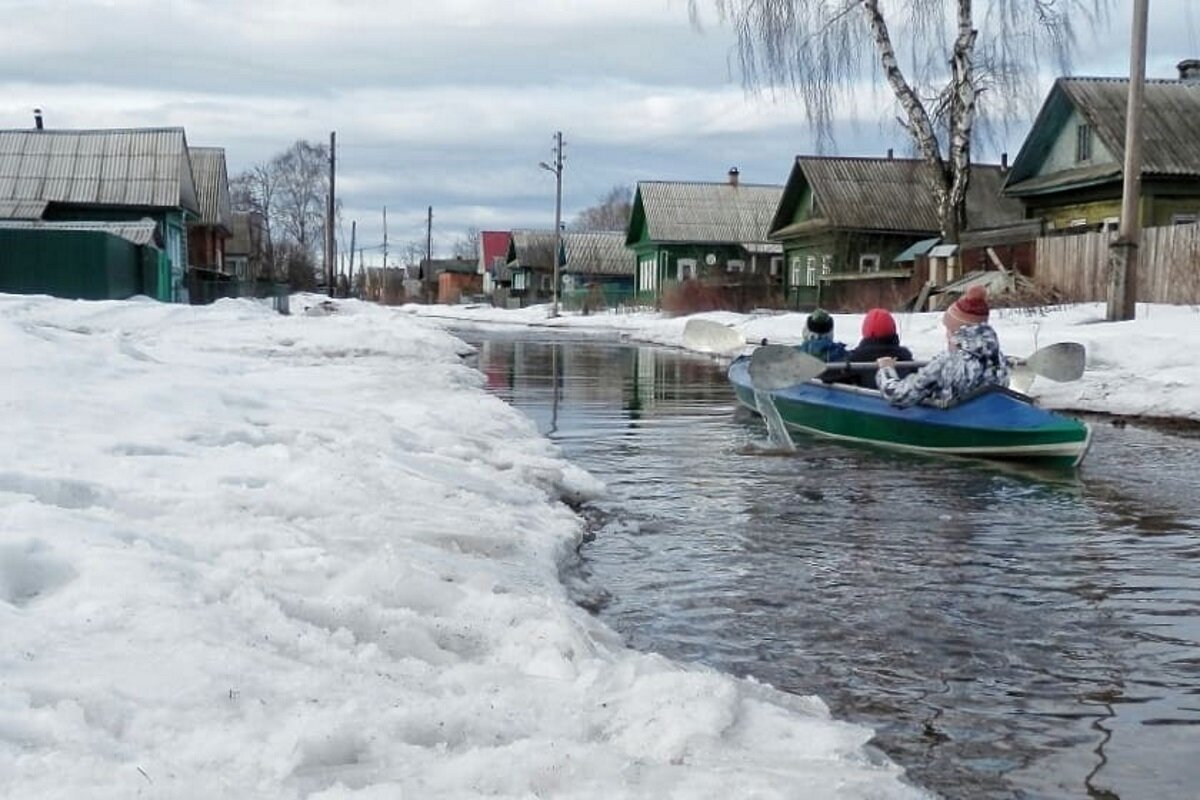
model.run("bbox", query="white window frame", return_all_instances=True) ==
[1102,216,1120,232]
[770,256,783,276]
[1076,123,1093,162]
[821,255,832,277]
[726,259,745,273]
[677,258,697,280]
[789,256,803,287]
[512,270,528,291]
[805,256,817,287]
[858,253,881,273]
[1171,213,1198,226]
[639,256,657,293]
[1068,218,1089,228]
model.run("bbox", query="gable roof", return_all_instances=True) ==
[188,146,232,232]
[479,230,511,272]
[626,181,783,246]
[562,231,631,276]
[770,156,1021,237]
[507,229,557,268]
[0,127,200,215]
[1005,77,1200,193]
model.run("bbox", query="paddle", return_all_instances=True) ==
[748,342,1087,391]
[681,318,745,355]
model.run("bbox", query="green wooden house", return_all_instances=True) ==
[1004,62,1200,231]
[769,156,1020,310]
[0,127,200,301]
[625,171,784,308]
[561,231,633,310]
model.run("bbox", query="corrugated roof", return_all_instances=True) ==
[892,237,941,263]
[0,128,199,214]
[776,157,1021,236]
[0,198,48,219]
[0,217,158,246]
[508,229,556,268]
[562,231,631,276]
[1062,77,1200,176]
[188,147,232,231]
[635,181,783,244]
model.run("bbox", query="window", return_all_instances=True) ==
[1102,217,1120,232]
[677,258,697,280]
[770,256,782,276]
[639,256,657,292]
[1076,123,1093,162]
[805,256,817,286]
[859,253,880,273]
[789,257,803,287]
[726,259,745,273]
[513,270,528,291]
[1068,218,1088,228]
[540,274,551,292]
[821,255,832,277]
[1172,213,1198,226]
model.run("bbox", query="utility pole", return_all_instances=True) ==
[348,220,356,297]
[1107,0,1148,322]
[539,131,564,317]
[381,206,388,303]
[326,131,336,298]
[425,205,433,303]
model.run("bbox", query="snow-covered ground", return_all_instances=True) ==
[0,293,928,799]
[403,300,1200,421]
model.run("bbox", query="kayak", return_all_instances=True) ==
[728,355,1092,468]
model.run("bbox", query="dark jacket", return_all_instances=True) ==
[825,335,913,388]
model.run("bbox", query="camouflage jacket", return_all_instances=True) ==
[876,323,1010,408]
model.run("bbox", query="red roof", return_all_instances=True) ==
[480,230,511,273]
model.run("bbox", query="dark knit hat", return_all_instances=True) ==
[861,308,897,339]
[806,308,834,335]
[944,285,990,331]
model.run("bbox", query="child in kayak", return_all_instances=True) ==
[796,308,848,362]
[875,286,1009,407]
[825,308,913,388]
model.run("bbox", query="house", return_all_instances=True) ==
[185,147,233,283]
[419,257,481,303]
[1004,60,1200,231]
[503,229,558,308]
[768,156,1021,311]
[0,126,201,301]
[561,231,634,311]
[478,230,511,297]
[227,210,270,282]
[625,169,784,309]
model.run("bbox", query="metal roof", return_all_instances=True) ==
[773,157,1022,237]
[188,147,232,231]
[0,128,199,214]
[0,198,48,219]
[1005,77,1200,192]
[562,231,631,276]
[632,181,783,244]
[0,217,158,246]
[892,237,941,263]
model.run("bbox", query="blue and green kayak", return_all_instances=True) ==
[728,355,1092,468]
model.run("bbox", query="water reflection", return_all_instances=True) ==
[462,331,1200,800]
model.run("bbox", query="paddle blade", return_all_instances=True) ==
[749,345,827,390]
[1024,341,1086,382]
[682,319,744,355]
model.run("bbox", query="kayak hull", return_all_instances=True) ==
[728,356,1091,468]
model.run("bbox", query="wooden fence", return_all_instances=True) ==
[1034,223,1200,304]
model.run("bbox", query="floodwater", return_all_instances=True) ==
[459,329,1200,800]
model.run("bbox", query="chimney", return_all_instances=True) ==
[33,108,43,130]
[727,167,739,186]
[1178,58,1200,82]
[1001,152,1009,170]
[887,148,894,160]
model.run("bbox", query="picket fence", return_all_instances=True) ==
[1034,223,1200,304]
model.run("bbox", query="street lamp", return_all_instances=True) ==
[539,130,564,317]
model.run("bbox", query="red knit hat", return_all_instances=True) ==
[944,285,990,331]
[861,308,897,339]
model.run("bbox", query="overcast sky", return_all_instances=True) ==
[2,0,1198,264]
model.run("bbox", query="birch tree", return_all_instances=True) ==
[698,0,1109,241]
